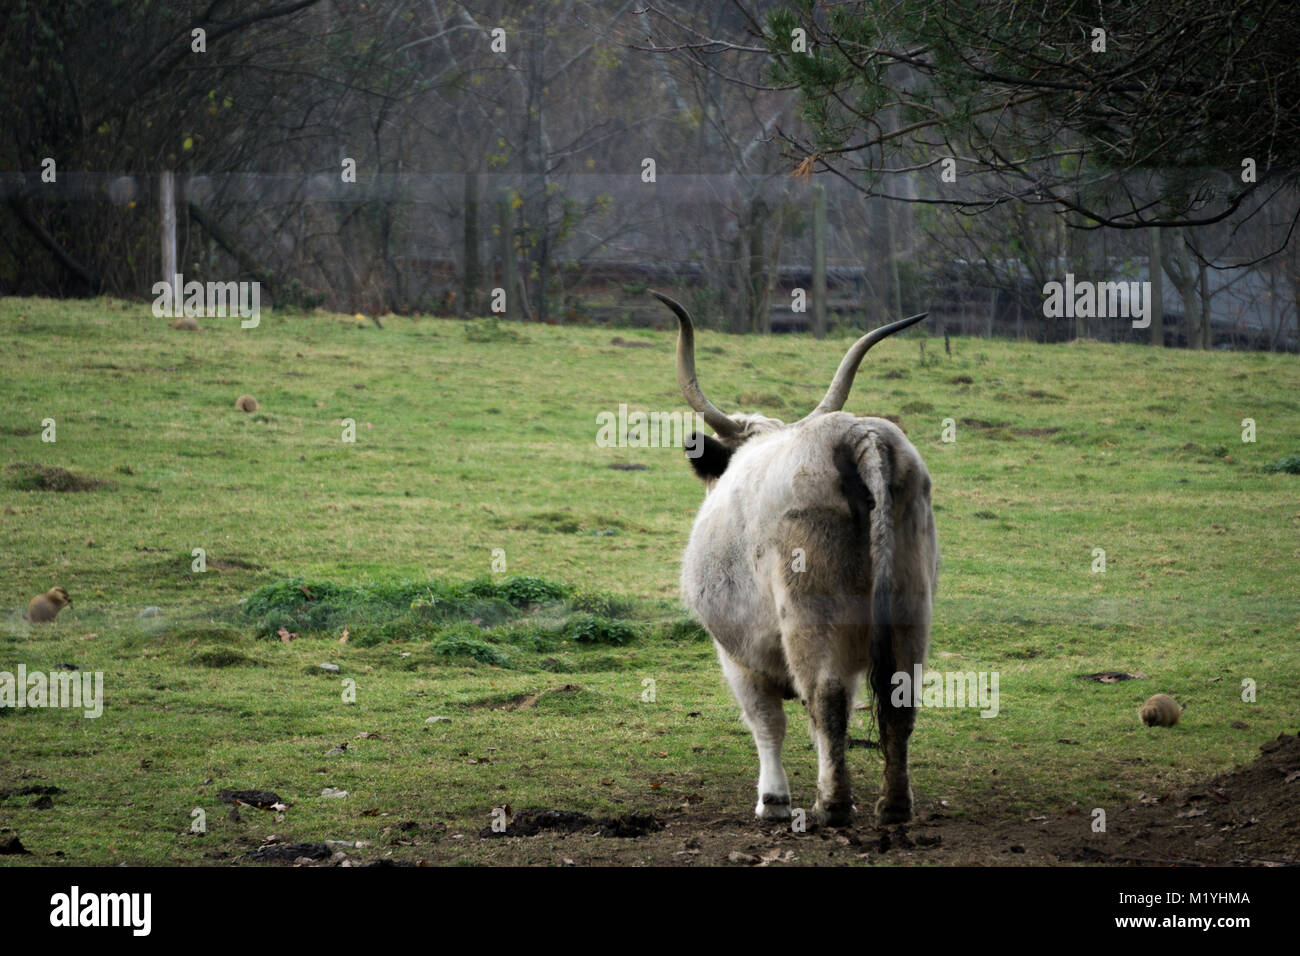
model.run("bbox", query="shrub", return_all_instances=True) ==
[1262,454,1300,474]
[563,613,636,645]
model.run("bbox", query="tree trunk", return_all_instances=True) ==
[811,184,827,339]
[160,171,177,296]
[1164,228,1201,349]
[1148,227,1164,345]
[747,196,770,333]
[728,228,748,334]
[460,172,481,317]
[1198,259,1211,349]
[497,188,517,320]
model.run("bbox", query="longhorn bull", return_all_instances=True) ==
[653,291,938,826]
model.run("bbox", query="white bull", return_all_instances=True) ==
[654,291,938,826]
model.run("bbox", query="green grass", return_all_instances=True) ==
[0,296,1297,865]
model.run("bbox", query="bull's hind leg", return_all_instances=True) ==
[875,633,924,825]
[807,674,854,827]
[718,650,791,821]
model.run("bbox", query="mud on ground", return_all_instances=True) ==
[343,731,1299,867]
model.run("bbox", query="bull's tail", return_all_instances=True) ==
[858,433,907,742]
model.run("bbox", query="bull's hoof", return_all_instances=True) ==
[811,801,853,828]
[756,794,792,822]
[874,794,913,825]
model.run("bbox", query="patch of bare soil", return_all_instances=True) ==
[466,684,580,712]
[376,732,1300,867]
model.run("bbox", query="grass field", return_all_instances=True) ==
[1,295,1297,866]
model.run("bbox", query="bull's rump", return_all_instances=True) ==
[681,414,913,682]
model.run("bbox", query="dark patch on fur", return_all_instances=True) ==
[818,681,849,748]
[833,441,874,533]
[687,433,732,481]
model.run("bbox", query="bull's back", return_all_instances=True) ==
[682,415,910,671]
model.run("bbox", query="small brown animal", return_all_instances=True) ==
[26,587,71,623]
[1139,693,1182,727]
[235,395,259,412]
[170,317,200,331]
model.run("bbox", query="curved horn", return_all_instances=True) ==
[799,312,930,422]
[650,290,743,438]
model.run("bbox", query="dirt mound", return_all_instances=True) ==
[5,463,111,492]
[1097,731,1300,865]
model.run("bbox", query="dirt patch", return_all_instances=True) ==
[192,650,258,668]
[467,684,580,711]
[1093,731,1300,865]
[0,785,65,801]
[1079,670,1147,683]
[609,337,656,349]
[247,841,331,863]
[395,732,1300,866]
[219,789,286,811]
[1011,426,1061,437]
[960,418,1011,431]
[479,809,664,839]
[206,556,264,572]
[5,463,112,492]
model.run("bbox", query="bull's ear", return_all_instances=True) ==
[685,433,732,482]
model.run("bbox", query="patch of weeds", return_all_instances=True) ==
[563,613,636,646]
[494,576,572,607]
[494,621,563,653]
[464,316,526,344]
[1261,454,1300,474]
[430,628,512,667]
[568,590,634,618]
